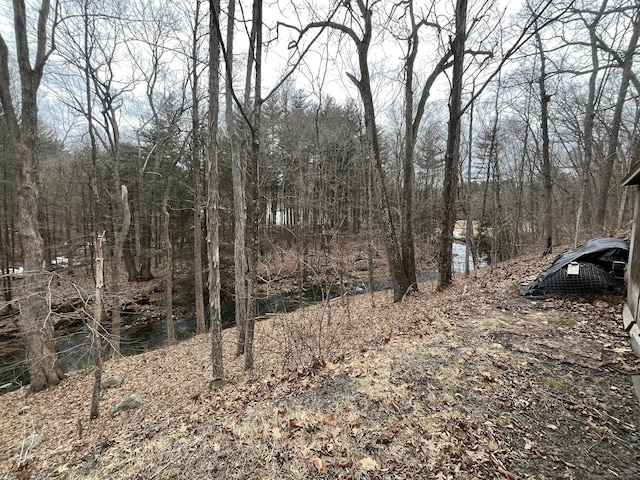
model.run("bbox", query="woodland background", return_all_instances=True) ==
[1,0,639,394]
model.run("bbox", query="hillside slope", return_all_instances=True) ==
[1,252,639,479]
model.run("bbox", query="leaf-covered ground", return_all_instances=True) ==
[1,251,640,479]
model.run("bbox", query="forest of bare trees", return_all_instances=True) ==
[1,0,639,402]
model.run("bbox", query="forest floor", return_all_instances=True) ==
[1,249,640,479]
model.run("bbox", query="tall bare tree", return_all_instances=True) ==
[209,0,224,385]
[224,0,249,356]
[188,0,207,335]
[294,0,411,302]
[217,0,314,368]
[438,0,467,288]
[535,28,553,256]
[244,0,263,371]
[0,0,65,391]
[574,0,609,245]
[162,179,175,344]
[56,0,133,356]
[595,4,640,230]
[400,1,454,291]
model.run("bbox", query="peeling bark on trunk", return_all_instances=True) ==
[90,232,105,419]
[225,0,249,355]
[208,0,224,385]
[15,141,65,391]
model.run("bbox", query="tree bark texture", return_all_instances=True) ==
[438,0,467,289]
[192,0,206,335]
[575,2,607,246]
[208,0,224,384]
[401,3,419,291]
[225,0,249,356]
[536,30,553,256]
[90,232,105,419]
[110,185,131,357]
[244,0,263,371]
[162,178,175,345]
[350,3,410,302]
[0,0,65,392]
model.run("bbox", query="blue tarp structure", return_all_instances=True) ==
[521,237,629,299]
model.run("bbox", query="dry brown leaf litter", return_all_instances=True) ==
[1,251,640,479]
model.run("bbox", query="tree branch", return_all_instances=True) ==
[461,0,570,116]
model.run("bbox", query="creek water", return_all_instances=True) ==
[0,284,362,388]
[0,242,482,389]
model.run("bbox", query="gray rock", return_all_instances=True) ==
[18,405,31,416]
[101,375,124,389]
[112,393,143,415]
[18,433,42,452]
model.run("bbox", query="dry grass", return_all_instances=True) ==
[1,251,640,479]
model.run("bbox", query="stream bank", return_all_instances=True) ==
[0,242,480,389]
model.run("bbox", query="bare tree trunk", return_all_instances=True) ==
[0,0,65,392]
[244,0,263,371]
[368,112,410,301]
[366,150,376,308]
[224,0,249,355]
[438,0,467,289]
[464,82,475,276]
[618,188,628,230]
[110,185,130,357]
[353,5,410,302]
[515,79,534,251]
[400,1,454,290]
[162,179,175,345]
[90,231,105,419]
[401,3,419,291]
[486,82,509,262]
[536,30,553,256]
[191,0,206,335]
[80,0,103,276]
[296,2,412,302]
[193,188,206,334]
[0,146,13,305]
[575,2,607,246]
[15,143,65,391]
[208,0,224,385]
[123,236,137,282]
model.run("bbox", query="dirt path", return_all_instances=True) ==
[1,252,639,479]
